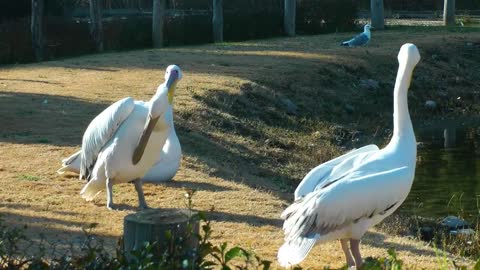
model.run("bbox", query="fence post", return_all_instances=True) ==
[31,0,45,61]
[284,0,295,36]
[89,0,104,52]
[443,0,456,26]
[212,0,223,43]
[153,0,165,48]
[370,0,385,29]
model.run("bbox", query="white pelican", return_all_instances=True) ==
[277,44,420,268]
[78,65,183,209]
[57,101,181,183]
[341,24,371,47]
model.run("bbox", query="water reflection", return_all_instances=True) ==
[401,122,480,220]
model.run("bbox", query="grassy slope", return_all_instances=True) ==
[0,26,479,268]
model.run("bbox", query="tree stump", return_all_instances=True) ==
[123,208,199,260]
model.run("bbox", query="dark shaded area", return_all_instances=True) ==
[0,78,63,85]
[296,0,357,35]
[362,231,438,257]
[358,0,480,10]
[402,123,480,220]
[160,180,235,192]
[0,0,358,64]
[207,210,283,227]
[0,210,118,258]
[0,203,78,217]
[0,0,30,22]
[0,91,108,146]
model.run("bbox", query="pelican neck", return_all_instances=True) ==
[364,29,371,39]
[393,63,414,138]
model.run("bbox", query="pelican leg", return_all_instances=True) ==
[134,179,148,210]
[340,239,355,267]
[106,178,114,210]
[350,239,363,269]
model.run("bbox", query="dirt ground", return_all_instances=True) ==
[1,25,479,268]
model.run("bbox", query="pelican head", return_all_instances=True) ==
[396,43,421,91]
[165,65,182,104]
[398,43,420,68]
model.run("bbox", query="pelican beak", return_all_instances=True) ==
[132,114,160,165]
[166,71,179,104]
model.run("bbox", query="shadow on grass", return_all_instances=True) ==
[362,231,438,258]
[207,210,283,227]
[0,203,78,217]
[0,91,109,146]
[0,78,64,85]
[160,180,235,192]
[0,210,118,257]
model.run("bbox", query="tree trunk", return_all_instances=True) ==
[212,0,223,43]
[152,0,165,48]
[123,208,199,260]
[89,0,104,52]
[443,0,456,26]
[31,0,45,62]
[284,0,295,36]
[370,0,384,29]
[443,128,456,148]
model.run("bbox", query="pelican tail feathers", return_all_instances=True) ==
[277,235,319,267]
[80,179,103,201]
[57,150,81,175]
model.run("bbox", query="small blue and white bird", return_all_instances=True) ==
[341,24,371,47]
[278,44,421,269]
[75,65,182,210]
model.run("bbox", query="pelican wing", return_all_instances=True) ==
[80,97,135,180]
[294,144,379,199]
[282,166,413,242]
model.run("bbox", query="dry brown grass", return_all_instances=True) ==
[1,26,479,269]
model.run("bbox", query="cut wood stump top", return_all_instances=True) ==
[124,208,196,225]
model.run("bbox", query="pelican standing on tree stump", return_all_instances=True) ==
[277,44,420,268]
[78,65,183,210]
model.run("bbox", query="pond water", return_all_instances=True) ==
[401,120,480,221]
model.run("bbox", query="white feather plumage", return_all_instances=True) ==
[278,44,421,267]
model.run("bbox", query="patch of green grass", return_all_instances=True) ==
[36,138,50,143]
[16,174,41,181]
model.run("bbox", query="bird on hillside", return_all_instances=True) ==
[76,65,182,210]
[57,88,182,184]
[341,24,371,47]
[277,44,421,269]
